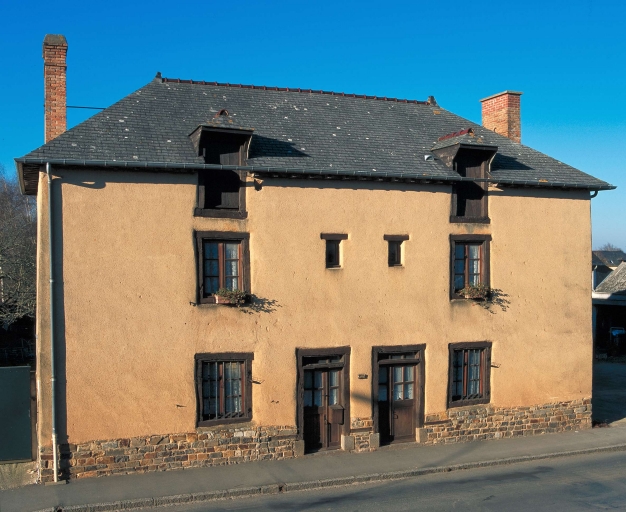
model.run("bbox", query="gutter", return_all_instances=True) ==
[45,163,59,483]
[14,157,617,192]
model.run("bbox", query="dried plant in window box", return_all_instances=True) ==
[215,288,249,306]
[459,283,490,300]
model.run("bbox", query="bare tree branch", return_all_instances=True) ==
[0,164,37,328]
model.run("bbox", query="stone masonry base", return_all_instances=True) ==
[421,398,592,445]
[40,425,297,482]
[39,399,591,482]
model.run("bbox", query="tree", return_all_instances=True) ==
[598,243,623,252]
[0,165,36,328]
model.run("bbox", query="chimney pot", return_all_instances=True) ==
[43,34,68,143]
[480,91,522,143]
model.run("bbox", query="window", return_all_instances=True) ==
[450,235,491,298]
[195,170,247,219]
[320,233,348,268]
[451,182,488,222]
[384,235,409,267]
[448,342,491,407]
[195,353,253,426]
[196,231,250,304]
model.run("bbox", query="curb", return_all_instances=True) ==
[34,443,626,512]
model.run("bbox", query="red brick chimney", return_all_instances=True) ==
[43,34,68,143]
[480,91,522,143]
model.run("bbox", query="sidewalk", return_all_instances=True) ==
[3,424,626,512]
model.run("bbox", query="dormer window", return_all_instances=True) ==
[189,112,253,219]
[431,129,496,224]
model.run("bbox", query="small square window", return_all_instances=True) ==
[195,353,253,426]
[448,342,491,408]
[384,235,409,267]
[320,234,348,269]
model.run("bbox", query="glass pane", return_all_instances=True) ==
[405,383,414,400]
[470,259,480,275]
[404,366,414,382]
[393,366,402,383]
[225,243,239,260]
[232,379,241,397]
[304,390,313,407]
[209,362,218,380]
[379,367,388,384]
[329,388,338,405]
[304,371,313,389]
[226,260,239,276]
[378,385,388,402]
[204,260,219,276]
[468,245,480,259]
[393,384,403,400]
[225,277,239,290]
[469,349,480,366]
[454,275,465,291]
[225,397,233,414]
[233,396,241,413]
[314,390,322,407]
[202,381,210,397]
[326,241,338,265]
[329,370,339,387]
[205,242,218,259]
[231,363,241,379]
[455,244,465,259]
[210,379,217,398]
[225,362,233,380]
[454,260,465,274]
[314,371,322,389]
[469,274,479,286]
[205,277,219,294]
[390,354,403,360]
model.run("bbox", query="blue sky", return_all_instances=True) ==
[1,0,624,248]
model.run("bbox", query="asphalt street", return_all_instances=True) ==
[161,450,626,511]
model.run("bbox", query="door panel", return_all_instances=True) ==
[303,369,343,451]
[378,363,417,444]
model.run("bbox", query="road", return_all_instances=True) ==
[159,450,626,511]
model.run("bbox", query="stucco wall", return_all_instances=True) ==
[35,168,592,446]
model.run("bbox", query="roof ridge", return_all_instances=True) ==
[160,76,435,105]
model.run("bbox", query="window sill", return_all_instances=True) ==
[197,416,252,428]
[447,398,490,409]
[199,295,250,306]
[449,216,490,224]
[194,208,248,219]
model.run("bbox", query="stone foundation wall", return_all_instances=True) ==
[422,398,591,444]
[40,425,298,482]
[38,399,591,482]
[350,417,375,451]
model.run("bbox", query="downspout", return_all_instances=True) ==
[46,162,59,483]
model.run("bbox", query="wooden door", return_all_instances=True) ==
[303,369,343,451]
[378,363,416,444]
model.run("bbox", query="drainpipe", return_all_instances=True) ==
[46,163,59,483]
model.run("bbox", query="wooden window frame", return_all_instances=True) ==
[296,347,351,441]
[449,234,491,299]
[195,352,254,427]
[447,342,492,408]
[371,344,425,434]
[384,235,409,267]
[196,231,250,304]
[195,170,248,219]
[321,233,347,269]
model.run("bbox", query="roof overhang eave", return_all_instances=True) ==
[12,157,617,192]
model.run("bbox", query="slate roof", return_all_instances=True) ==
[596,262,626,294]
[593,250,626,268]
[16,76,614,192]
[431,129,496,151]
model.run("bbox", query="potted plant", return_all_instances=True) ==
[214,288,249,306]
[459,283,490,300]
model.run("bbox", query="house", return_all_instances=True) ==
[592,250,626,288]
[15,35,615,483]
[593,262,626,355]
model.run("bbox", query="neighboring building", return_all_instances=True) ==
[593,262,626,354]
[592,250,626,288]
[16,35,615,482]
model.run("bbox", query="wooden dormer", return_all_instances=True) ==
[431,129,497,223]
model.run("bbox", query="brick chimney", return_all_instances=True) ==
[480,91,522,143]
[43,34,68,143]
